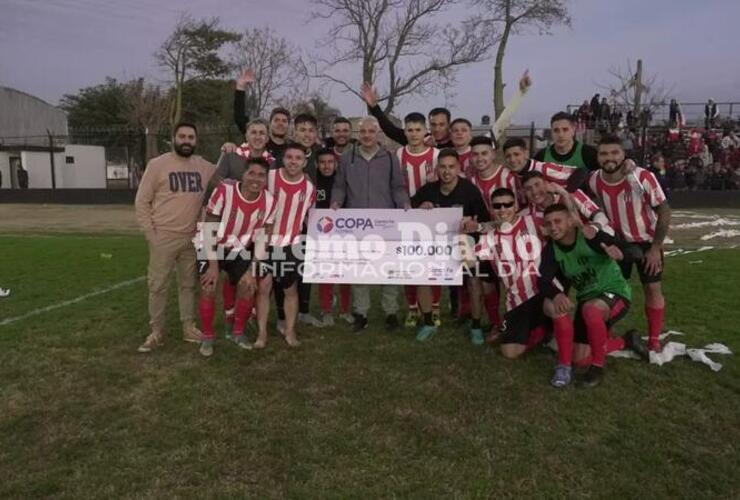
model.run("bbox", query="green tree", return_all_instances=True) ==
[155,15,241,127]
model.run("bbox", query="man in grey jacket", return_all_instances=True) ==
[331,116,410,332]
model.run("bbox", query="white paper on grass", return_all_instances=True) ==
[0,288,10,298]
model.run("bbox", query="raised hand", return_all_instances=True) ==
[236,68,256,90]
[360,82,378,107]
[519,69,532,92]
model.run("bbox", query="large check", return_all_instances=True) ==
[303,208,464,285]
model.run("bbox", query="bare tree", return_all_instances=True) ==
[123,79,170,160]
[292,92,342,138]
[155,14,240,127]
[473,0,570,119]
[598,59,674,115]
[230,28,309,118]
[311,0,495,115]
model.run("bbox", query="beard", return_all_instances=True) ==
[601,160,623,174]
[174,143,195,157]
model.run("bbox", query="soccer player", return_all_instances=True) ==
[283,114,323,328]
[519,171,612,233]
[539,203,649,388]
[466,136,518,328]
[534,112,600,170]
[396,112,441,326]
[360,82,454,148]
[503,136,588,192]
[476,188,549,358]
[196,158,276,357]
[135,122,215,353]
[588,135,671,352]
[232,68,290,164]
[331,117,353,158]
[470,136,519,212]
[411,149,489,342]
[209,118,275,340]
[314,148,353,326]
[450,118,474,177]
[260,143,317,348]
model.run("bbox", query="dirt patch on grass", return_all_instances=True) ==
[0,204,139,234]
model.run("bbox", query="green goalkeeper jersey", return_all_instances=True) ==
[553,230,632,303]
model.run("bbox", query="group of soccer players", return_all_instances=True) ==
[189,69,671,389]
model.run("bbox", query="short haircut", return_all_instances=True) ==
[543,203,570,217]
[245,157,270,171]
[316,147,336,159]
[450,118,472,129]
[428,107,451,122]
[490,187,516,201]
[437,148,460,162]
[404,112,427,125]
[521,170,544,185]
[294,113,318,127]
[270,107,291,121]
[173,121,197,136]
[246,118,269,131]
[332,116,351,126]
[599,134,624,148]
[470,135,494,148]
[550,111,575,125]
[284,141,307,155]
[503,137,527,152]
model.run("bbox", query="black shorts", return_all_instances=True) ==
[197,252,252,286]
[619,242,663,284]
[260,244,303,289]
[500,295,548,345]
[573,294,631,344]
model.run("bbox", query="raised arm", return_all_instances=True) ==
[491,70,532,143]
[233,68,255,134]
[361,82,408,145]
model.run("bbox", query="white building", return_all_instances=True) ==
[0,86,108,189]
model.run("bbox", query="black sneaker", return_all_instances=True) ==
[385,314,399,330]
[352,314,368,333]
[623,329,649,362]
[579,365,604,388]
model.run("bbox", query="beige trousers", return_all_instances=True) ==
[146,234,197,331]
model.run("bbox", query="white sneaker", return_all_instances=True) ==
[199,340,214,357]
[321,313,335,327]
[339,313,354,324]
[299,313,323,327]
[276,319,286,336]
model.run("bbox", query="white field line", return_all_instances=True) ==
[0,276,145,327]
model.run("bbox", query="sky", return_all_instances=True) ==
[1,0,738,126]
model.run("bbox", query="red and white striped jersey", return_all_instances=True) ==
[520,189,600,223]
[268,169,316,247]
[204,182,276,249]
[457,147,473,178]
[396,146,439,197]
[235,143,276,166]
[470,165,518,211]
[526,159,579,188]
[588,167,667,243]
[477,215,545,311]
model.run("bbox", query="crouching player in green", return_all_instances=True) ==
[540,203,648,388]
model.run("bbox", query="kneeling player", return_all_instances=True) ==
[197,157,276,357]
[477,188,550,358]
[540,204,648,388]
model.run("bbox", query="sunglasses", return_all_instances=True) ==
[491,201,515,209]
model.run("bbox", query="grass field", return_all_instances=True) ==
[1,206,739,498]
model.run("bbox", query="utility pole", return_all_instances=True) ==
[633,59,644,116]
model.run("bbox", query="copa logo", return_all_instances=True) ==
[334,217,374,230]
[316,216,334,233]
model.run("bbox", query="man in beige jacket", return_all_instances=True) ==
[135,122,215,352]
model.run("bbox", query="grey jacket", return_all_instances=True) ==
[331,145,409,209]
